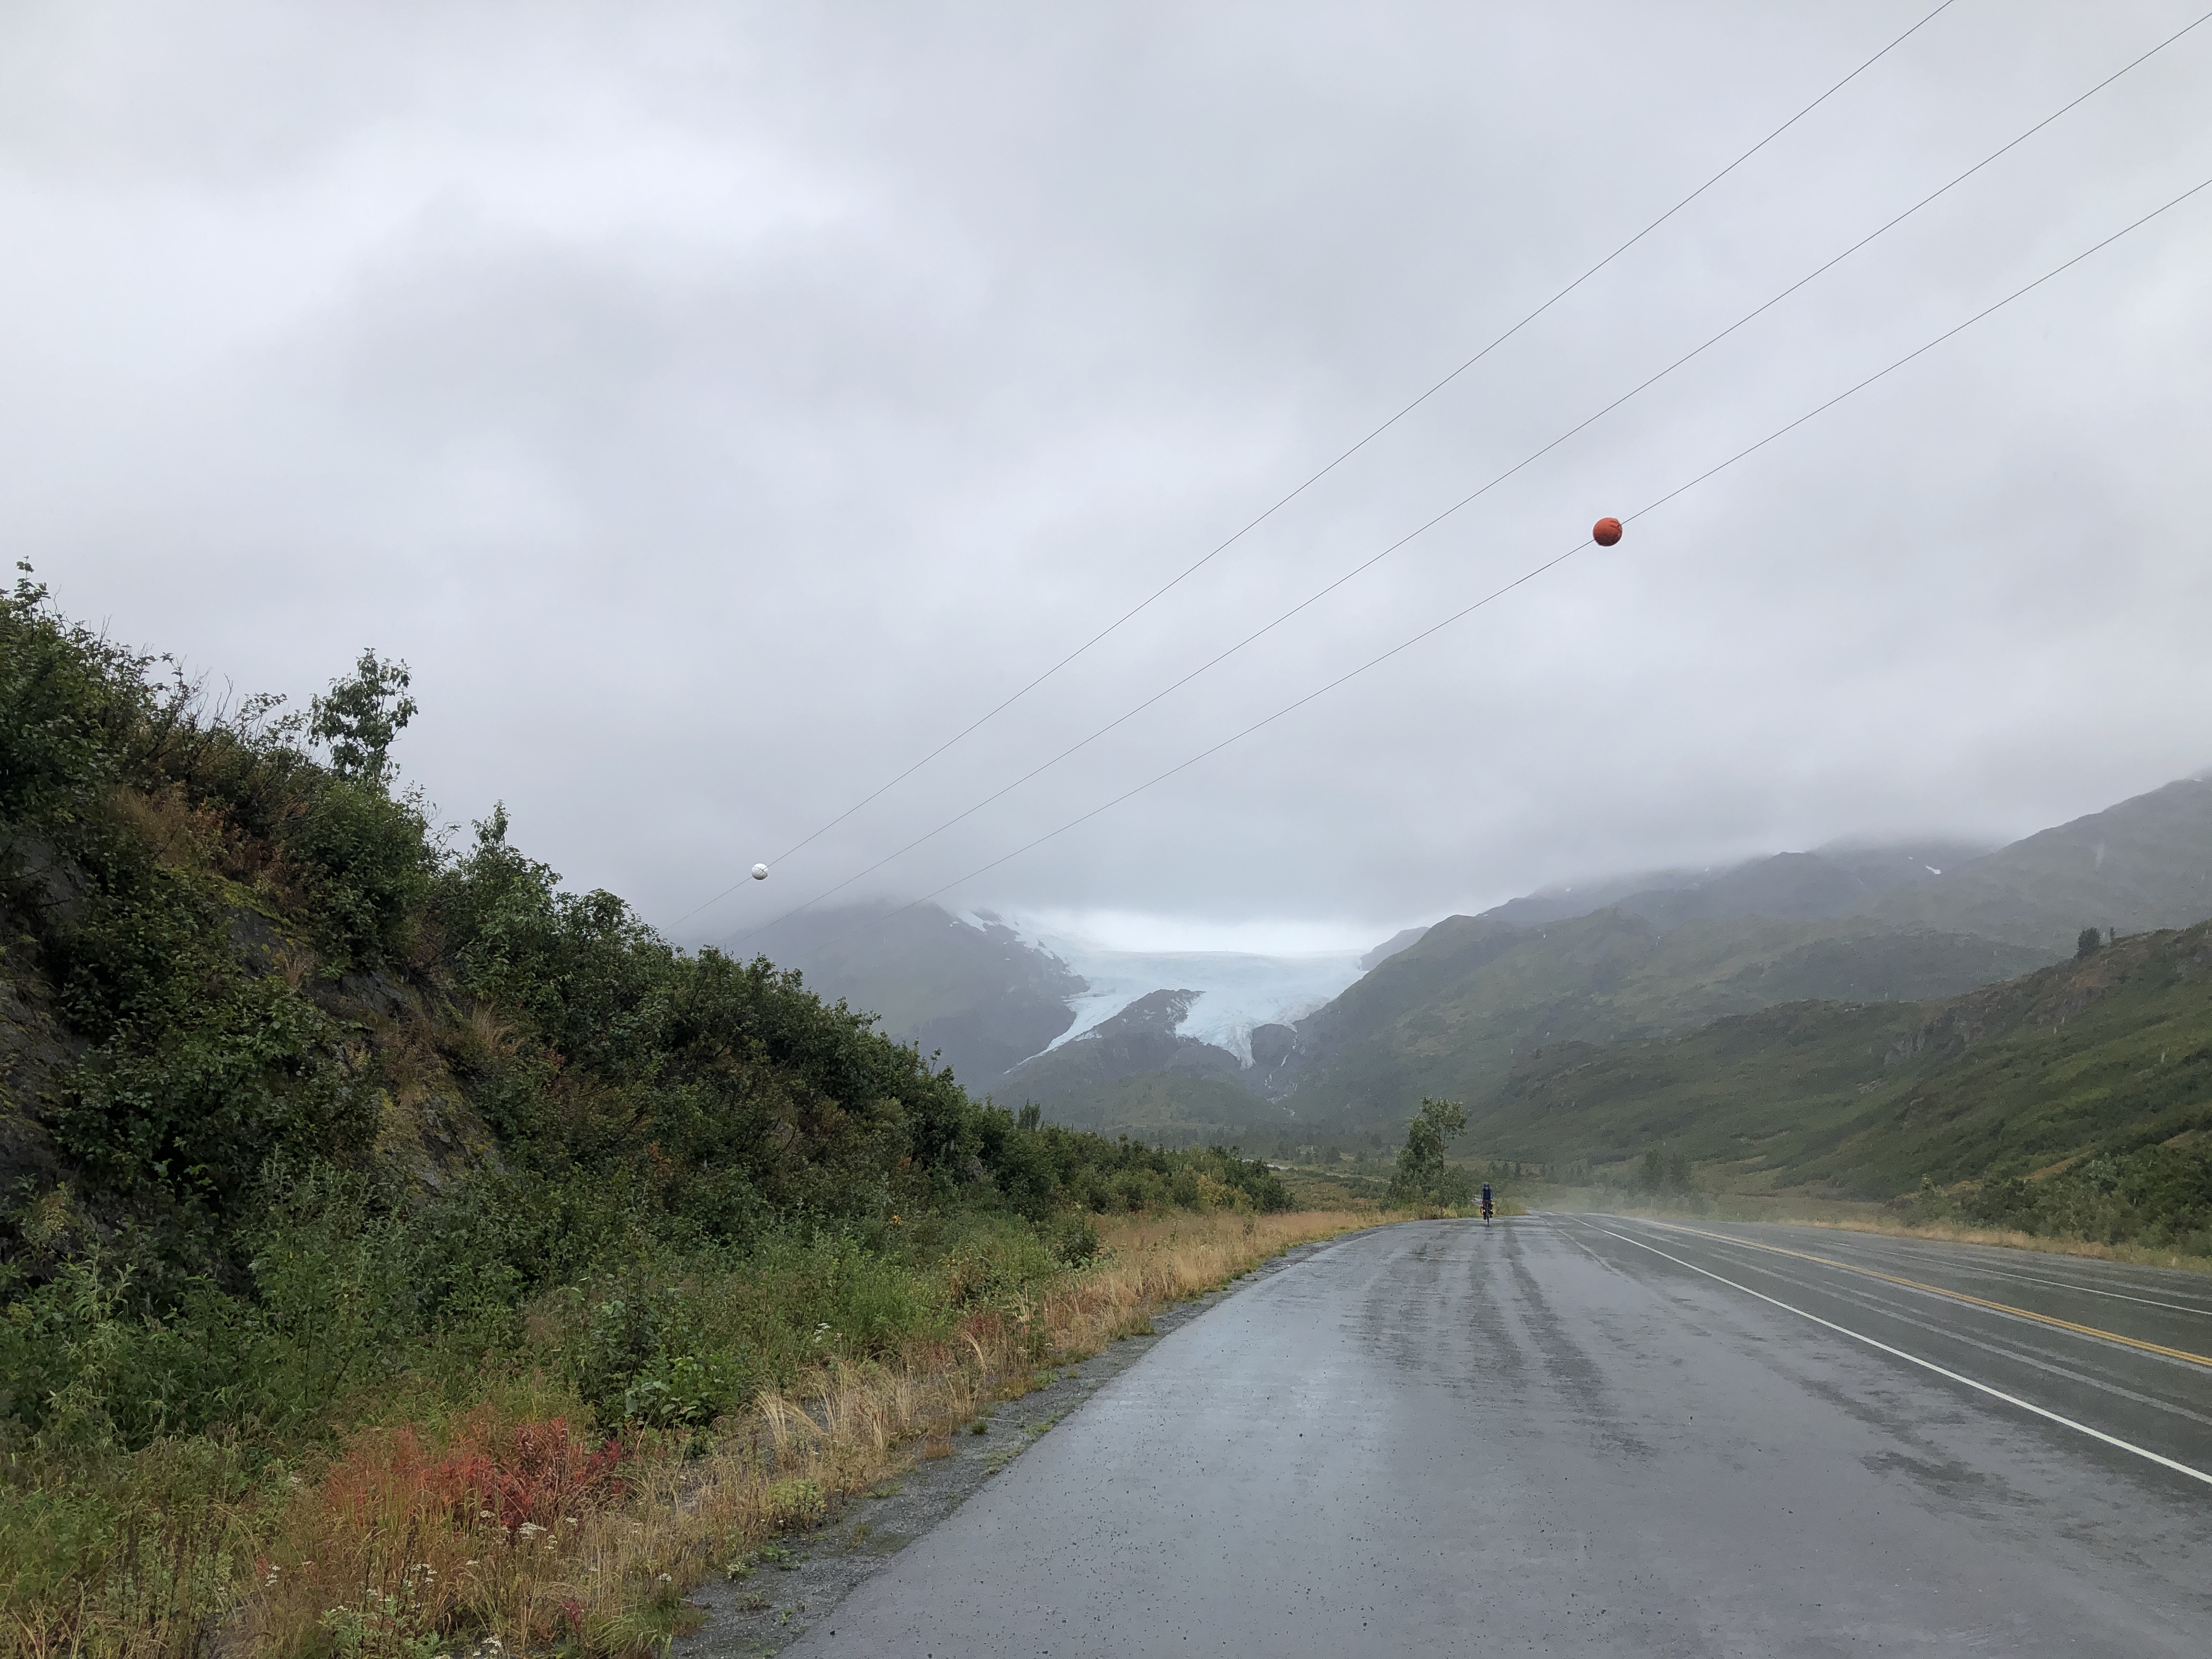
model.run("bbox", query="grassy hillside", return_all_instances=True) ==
[1474,840,1988,933]
[1278,907,2047,1138]
[0,575,1300,1659]
[1861,775,2212,954]
[1477,921,2212,1239]
[1249,781,2212,1149]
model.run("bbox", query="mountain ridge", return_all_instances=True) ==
[1470,916,2212,1203]
[1014,776,2212,1141]
[739,774,2212,1147]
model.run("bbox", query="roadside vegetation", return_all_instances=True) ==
[0,573,1367,1659]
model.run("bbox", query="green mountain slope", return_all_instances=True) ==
[1860,776,2212,954]
[1278,909,2047,1136]
[1252,776,2211,1144]
[740,901,1086,1088]
[1478,921,2212,1200]
[1496,841,1985,932]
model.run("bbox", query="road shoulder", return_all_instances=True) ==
[681,1226,1373,1657]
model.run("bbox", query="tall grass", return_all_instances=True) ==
[3,1209,1372,1659]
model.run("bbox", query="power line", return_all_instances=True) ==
[746,169,2211,966]
[669,0,1965,930]
[721,7,2209,946]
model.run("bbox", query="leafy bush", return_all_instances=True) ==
[1637,1149,1694,1194]
[1,574,1312,1657]
[1961,1143,2212,1254]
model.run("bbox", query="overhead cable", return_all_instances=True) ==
[669,0,1965,929]
[752,168,2212,964]
[722,8,2210,946]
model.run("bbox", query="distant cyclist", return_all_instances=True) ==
[1480,1182,1494,1224]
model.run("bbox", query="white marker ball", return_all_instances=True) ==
[751,863,769,881]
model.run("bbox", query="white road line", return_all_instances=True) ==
[1580,1221,2212,1491]
[1599,1229,2212,1428]
[1561,1214,2212,1321]
[1618,1217,2212,1370]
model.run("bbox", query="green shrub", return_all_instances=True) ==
[4,575,1308,1465]
[1962,1143,2212,1252]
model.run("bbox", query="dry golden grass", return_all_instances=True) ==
[1800,1215,2212,1273]
[229,1207,1375,1659]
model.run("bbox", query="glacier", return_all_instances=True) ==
[978,916,1368,1066]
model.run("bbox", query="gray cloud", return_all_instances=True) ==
[5,0,2208,951]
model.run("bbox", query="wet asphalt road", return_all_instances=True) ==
[786,1216,2212,1656]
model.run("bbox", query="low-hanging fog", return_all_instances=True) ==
[4,0,2208,954]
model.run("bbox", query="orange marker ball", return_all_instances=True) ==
[1592,516,1623,546]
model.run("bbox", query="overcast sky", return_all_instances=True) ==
[5,1,2208,953]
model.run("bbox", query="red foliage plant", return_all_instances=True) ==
[309,1412,630,1538]
[431,1416,630,1531]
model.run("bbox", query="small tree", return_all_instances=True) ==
[309,647,417,786]
[1389,1097,1474,1208]
[2075,926,2103,960]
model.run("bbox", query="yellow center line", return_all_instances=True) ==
[1627,1217,2212,1371]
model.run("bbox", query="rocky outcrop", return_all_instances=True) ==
[1002,989,1251,1103]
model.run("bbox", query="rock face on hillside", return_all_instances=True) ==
[1,838,505,1207]
[0,952,77,1193]
[1248,1022,1295,1070]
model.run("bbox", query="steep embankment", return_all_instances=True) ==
[1479,921,2212,1200]
[1,577,1308,1659]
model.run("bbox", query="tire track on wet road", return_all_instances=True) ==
[1572,1216,2212,1489]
